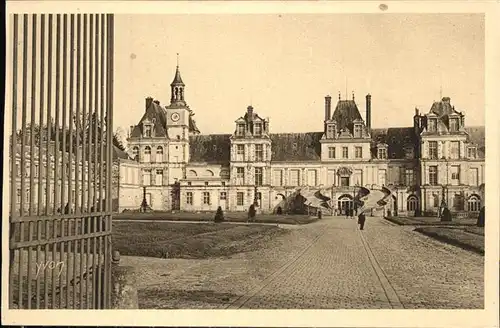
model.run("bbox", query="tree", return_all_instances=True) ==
[113,132,126,151]
[214,206,224,223]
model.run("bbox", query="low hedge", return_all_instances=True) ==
[414,227,484,255]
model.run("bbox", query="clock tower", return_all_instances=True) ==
[165,62,191,183]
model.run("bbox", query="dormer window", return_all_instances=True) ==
[354,124,362,138]
[236,124,245,136]
[144,125,152,138]
[449,118,459,132]
[468,147,477,159]
[326,124,336,139]
[428,118,437,132]
[132,146,139,158]
[377,147,388,159]
[404,147,414,159]
[254,123,262,136]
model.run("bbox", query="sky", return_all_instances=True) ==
[12,13,485,136]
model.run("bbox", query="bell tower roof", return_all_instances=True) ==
[171,53,185,86]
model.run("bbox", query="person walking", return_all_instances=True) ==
[358,212,366,230]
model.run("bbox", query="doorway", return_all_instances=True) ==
[338,194,353,216]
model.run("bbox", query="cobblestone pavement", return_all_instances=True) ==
[120,216,483,309]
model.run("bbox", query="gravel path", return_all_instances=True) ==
[119,216,483,309]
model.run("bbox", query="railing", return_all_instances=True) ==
[8,13,114,309]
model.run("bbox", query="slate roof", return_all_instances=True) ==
[270,132,323,162]
[370,127,418,159]
[130,101,168,138]
[189,134,232,164]
[171,66,185,86]
[331,100,364,134]
[464,126,485,158]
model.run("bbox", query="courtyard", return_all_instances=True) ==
[114,216,484,309]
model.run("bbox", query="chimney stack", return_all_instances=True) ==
[145,97,153,110]
[324,95,332,121]
[365,94,372,130]
[247,105,254,117]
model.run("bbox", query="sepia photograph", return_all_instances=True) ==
[2,1,499,327]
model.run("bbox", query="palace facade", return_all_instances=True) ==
[118,65,485,217]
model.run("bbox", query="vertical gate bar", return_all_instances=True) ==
[35,14,46,309]
[88,14,94,216]
[94,14,104,309]
[85,13,92,308]
[19,14,29,310]
[9,13,19,309]
[68,13,74,219]
[81,13,89,308]
[75,15,81,215]
[61,14,69,307]
[91,13,97,219]
[44,14,53,308]
[52,14,61,308]
[59,218,64,308]
[27,14,38,310]
[75,13,84,308]
[66,219,72,308]
[106,13,114,308]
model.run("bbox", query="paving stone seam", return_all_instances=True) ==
[225,230,327,309]
[358,229,405,309]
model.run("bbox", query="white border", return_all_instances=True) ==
[2,1,499,327]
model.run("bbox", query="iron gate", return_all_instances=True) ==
[8,13,114,309]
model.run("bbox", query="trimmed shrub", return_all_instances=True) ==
[214,206,225,223]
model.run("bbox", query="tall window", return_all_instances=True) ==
[432,194,439,207]
[340,177,350,187]
[468,195,481,212]
[342,147,348,159]
[236,145,245,161]
[254,123,262,136]
[237,192,244,206]
[290,169,300,186]
[428,166,438,185]
[156,146,163,162]
[16,189,21,203]
[155,169,163,186]
[428,119,437,132]
[469,168,479,186]
[428,141,438,159]
[405,169,414,186]
[354,124,362,138]
[468,147,477,159]
[143,169,152,186]
[144,125,152,137]
[453,194,464,210]
[450,141,460,159]
[307,170,317,186]
[203,192,211,205]
[450,166,460,185]
[378,169,386,186]
[144,146,151,162]
[255,167,263,186]
[449,118,459,132]
[355,147,362,159]
[236,124,245,136]
[273,170,283,186]
[236,167,245,184]
[378,148,387,159]
[328,147,336,159]
[220,192,227,200]
[255,144,264,161]
[407,196,418,211]
[186,192,193,205]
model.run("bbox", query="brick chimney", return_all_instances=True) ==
[145,97,153,110]
[324,95,332,121]
[247,105,254,117]
[366,94,372,130]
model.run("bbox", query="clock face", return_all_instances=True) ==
[171,113,180,122]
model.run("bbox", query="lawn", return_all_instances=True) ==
[385,216,477,226]
[414,226,484,255]
[114,211,318,225]
[112,221,287,259]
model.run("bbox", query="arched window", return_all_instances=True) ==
[467,195,481,212]
[205,170,214,177]
[187,170,197,178]
[156,146,163,163]
[132,146,139,158]
[407,195,419,211]
[144,146,151,163]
